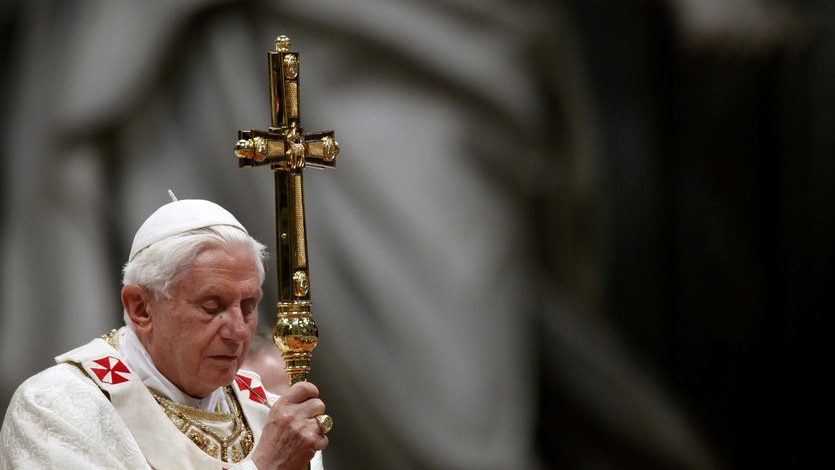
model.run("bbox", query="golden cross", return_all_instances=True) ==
[234,35,339,385]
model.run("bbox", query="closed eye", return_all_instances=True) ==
[202,300,224,314]
[241,298,258,316]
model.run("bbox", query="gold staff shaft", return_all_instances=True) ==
[234,34,340,386]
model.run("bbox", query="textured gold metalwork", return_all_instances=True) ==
[315,414,333,434]
[322,136,338,162]
[234,136,276,163]
[286,82,299,119]
[291,173,306,268]
[234,139,254,160]
[273,301,318,384]
[236,131,338,170]
[275,35,291,52]
[293,270,310,297]
[101,328,122,349]
[150,387,253,463]
[285,128,306,169]
[268,139,285,161]
[283,54,299,79]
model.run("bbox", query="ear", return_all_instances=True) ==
[122,284,153,332]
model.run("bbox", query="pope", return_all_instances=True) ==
[0,198,329,469]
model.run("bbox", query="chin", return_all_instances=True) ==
[221,369,241,386]
[198,372,238,393]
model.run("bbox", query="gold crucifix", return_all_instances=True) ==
[234,35,339,388]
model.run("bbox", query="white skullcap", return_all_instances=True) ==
[128,199,247,261]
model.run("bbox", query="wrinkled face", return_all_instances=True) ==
[143,244,262,398]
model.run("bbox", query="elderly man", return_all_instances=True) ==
[0,199,328,469]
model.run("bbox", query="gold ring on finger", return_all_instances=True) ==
[315,414,333,434]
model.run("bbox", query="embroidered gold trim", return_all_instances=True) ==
[101,327,123,349]
[98,327,254,461]
[150,387,253,462]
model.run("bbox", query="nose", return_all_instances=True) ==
[219,307,250,342]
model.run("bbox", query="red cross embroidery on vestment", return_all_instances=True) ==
[235,374,268,405]
[91,356,131,384]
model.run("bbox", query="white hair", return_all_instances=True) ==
[122,225,268,322]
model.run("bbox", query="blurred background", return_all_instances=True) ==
[0,0,828,468]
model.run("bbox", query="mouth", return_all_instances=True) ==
[209,355,239,363]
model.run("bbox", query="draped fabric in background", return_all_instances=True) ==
[0,3,597,468]
[1,1,827,469]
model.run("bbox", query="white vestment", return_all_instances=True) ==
[0,331,323,469]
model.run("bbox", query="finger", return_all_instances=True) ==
[304,417,330,450]
[313,434,329,452]
[295,397,326,418]
[277,381,319,404]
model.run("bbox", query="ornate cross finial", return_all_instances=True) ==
[234,36,339,387]
[275,35,292,52]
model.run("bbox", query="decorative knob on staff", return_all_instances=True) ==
[234,35,338,438]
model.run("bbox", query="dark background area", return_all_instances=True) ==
[535,1,828,468]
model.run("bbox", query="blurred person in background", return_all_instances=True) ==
[244,325,292,396]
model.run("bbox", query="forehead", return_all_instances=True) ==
[174,245,263,294]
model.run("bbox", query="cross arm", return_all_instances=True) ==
[235,128,339,171]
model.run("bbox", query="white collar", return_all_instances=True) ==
[118,326,229,412]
